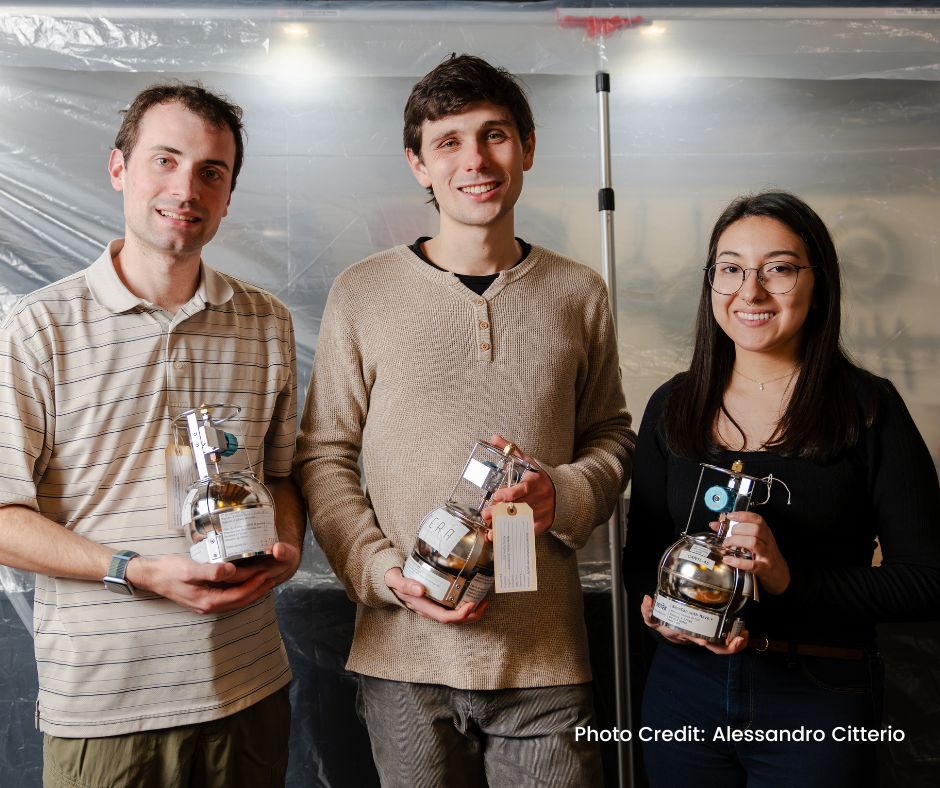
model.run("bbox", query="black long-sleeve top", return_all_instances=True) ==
[624,369,940,649]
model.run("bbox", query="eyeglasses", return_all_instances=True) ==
[704,262,815,296]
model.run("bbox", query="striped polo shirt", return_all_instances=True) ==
[0,240,296,737]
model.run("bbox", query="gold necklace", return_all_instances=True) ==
[733,365,799,392]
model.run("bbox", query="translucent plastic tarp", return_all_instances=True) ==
[2,0,939,604]
[0,1,937,580]
[2,3,939,785]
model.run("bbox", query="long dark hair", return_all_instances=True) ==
[664,191,875,461]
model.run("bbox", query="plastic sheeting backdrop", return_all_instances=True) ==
[0,0,939,777]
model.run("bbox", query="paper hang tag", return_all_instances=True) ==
[165,443,194,532]
[493,502,537,593]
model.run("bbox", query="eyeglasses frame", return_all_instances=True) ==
[702,262,816,296]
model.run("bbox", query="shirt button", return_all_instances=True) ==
[479,321,489,330]
[475,298,485,306]
[173,361,184,370]
[480,342,490,351]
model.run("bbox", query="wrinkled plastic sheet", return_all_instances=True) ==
[878,622,940,782]
[2,3,939,79]
[2,3,938,469]
[1,3,939,785]
[0,593,41,786]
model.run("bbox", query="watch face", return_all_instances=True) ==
[103,578,134,596]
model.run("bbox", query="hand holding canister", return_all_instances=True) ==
[401,438,539,610]
[650,460,788,644]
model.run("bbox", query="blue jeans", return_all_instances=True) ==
[641,642,882,788]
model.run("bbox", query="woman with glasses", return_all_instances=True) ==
[624,191,940,787]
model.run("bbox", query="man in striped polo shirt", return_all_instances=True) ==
[295,55,634,787]
[0,84,305,787]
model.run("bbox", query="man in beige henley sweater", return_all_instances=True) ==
[295,55,635,787]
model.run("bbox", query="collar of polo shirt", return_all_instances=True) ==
[85,239,235,314]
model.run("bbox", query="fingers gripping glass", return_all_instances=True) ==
[705,262,814,295]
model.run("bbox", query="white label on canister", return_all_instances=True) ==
[417,507,470,557]
[461,573,493,606]
[402,555,453,601]
[688,542,712,560]
[190,530,224,563]
[653,594,720,639]
[678,549,715,570]
[190,539,208,563]
[217,507,277,556]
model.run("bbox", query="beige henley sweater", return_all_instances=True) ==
[294,244,635,688]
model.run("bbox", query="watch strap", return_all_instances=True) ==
[107,549,139,581]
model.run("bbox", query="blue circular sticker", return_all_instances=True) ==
[704,485,729,512]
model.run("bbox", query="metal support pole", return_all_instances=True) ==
[596,70,633,788]
[597,72,617,310]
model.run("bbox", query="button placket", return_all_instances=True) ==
[164,300,202,407]
[473,297,493,361]
[163,327,189,413]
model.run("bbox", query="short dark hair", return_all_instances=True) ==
[664,190,876,461]
[403,54,535,208]
[114,82,245,192]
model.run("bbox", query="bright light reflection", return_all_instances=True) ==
[282,24,309,39]
[620,49,689,95]
[641,24,667,38]
[258,44,334,90]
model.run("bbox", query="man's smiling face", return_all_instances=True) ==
[406,101,535,234]
[109,100,235,260]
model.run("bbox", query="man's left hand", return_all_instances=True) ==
[228,541,302,590]
[482,434,555,536]
[128,540,300,616]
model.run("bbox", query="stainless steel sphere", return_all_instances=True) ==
[414,504,492,574]
[182,470,276,560]
[659,535,748,612]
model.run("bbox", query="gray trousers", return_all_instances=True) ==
[356,675,604,788]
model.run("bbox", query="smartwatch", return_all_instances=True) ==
[103,550,139,596]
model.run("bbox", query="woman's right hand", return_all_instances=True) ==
[641,594,748,655]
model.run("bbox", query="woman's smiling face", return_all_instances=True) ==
[710,215,815,362]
